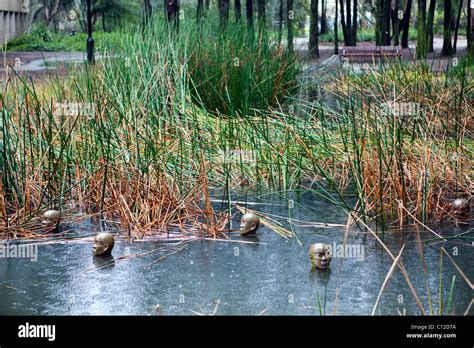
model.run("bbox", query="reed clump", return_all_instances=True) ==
[1,18,471,239]
[0,66,229,239]
[320,60,473,226]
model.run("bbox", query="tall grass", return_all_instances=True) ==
[315,59,473,226]
[187,23,300,115]
[0,16,305,238]
[0,15,471,239]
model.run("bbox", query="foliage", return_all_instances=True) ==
[5,26,121,51]
[102,18,301,116]
[187,24,300,115]
[0,14,471,240]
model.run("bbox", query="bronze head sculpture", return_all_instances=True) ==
[42,210,61,227]
[309,243,332,270]
[93,232,115,256]
[451,198,470,217]
[239,213,260,235]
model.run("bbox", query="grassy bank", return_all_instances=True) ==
[4,26,120,52]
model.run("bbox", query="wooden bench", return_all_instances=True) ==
[341,46,402,62]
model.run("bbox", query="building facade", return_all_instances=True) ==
[0,0,28,44]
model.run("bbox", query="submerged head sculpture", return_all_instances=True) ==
[452,198,470,215]
[309,243,332,270]
[42,210,61,227]
[93,232,115,256]
[239,213,260,235]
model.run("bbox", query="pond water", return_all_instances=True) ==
[0,191,472,315]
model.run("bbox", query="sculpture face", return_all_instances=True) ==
[310,243,332,270]
[239,213,260,235]
[452,198,470,213]
[42,210,61,227]
[93,233,115,256]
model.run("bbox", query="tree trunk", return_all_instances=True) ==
[219,0,230,28]
[375,0,382,44]
[376,0,390,45]
[287,0,293,52]
[44,0,60,27]
[468,0,474,56]
[381,0,391,45]
[351,0,357,45]
[144,0,153,25]
[246,0,254,31]
[453,0,463,51]
[197,0,204,20]
[401,0,412,48]
[426,0,436,52]
[321,0,327,34]
[235,0,242,22]
[257,0,265,24]
[441,0,453,55]
[53,16,58,32]
[416,0,427,58]
[166,0,180,28]
[278,0,283,44]
[335,0,339,53]
[339,0,348,44]
[339,0,357,45]
[346,0,351,44]
[28,6,45,32]
[393,0,401,45]
[309,0,319,58]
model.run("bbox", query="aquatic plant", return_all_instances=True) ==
[316,59,473,227]
[0,16,471,240]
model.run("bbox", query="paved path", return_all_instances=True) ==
[0,51,109,82]
[0,35,468,80]
[296,36,468,73]
[1,52,86,71]
[294,36,468,55]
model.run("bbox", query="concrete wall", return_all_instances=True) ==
[0,0,28,44]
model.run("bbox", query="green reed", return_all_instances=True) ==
[0,16,471,235]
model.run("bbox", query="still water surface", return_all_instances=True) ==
[0,191,472,315]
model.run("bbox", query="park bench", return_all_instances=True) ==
[341,46,402,62]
